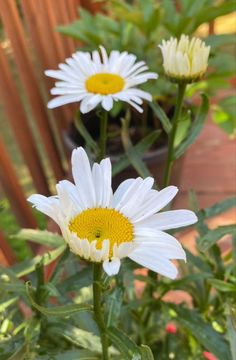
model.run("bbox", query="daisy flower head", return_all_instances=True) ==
[45,46,158,114]
[28,147,197,278]
[159,34,210,83]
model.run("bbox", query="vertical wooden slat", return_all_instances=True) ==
[0,138,37,229]
[20,0,73,125]
[0,231,17,265]
[67,0,80,21]
[0,0,64,181]
[20,0,69,133]
[55,0,77,54]
[0,45,49,195]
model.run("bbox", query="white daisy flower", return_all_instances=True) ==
[28,147,197,278]
[45,46,158,114]
[159,34,210,83]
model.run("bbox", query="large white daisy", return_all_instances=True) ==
[45,46,158,113]
[28,147,197,278]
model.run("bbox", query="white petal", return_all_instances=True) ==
[132,186,179,222]
[136,210,198,230]
[129,248,178,279]
[56,180,84,215]
[71,147,96,208]
[134,228,186,260]
[47,94,84,109]
[80,95,97,114]
[92,158,112,207]
[118,177,154,219]
[27,194,60,224]
[103,257,121,276]
[101,96,113,111]
[112,178,136,206]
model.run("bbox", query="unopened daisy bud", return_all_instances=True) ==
[159,34,210,83]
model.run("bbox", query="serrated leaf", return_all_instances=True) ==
[11,245,66,278]
[26,282,92,316]
[174,94,209,159]
[107,326,141,360]
[198,225,236,252]
[14,229,64,247]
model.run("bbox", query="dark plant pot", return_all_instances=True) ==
[63,130,184,189]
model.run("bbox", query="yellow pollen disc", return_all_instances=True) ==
[85,73,125,95]
[68,208,134,257]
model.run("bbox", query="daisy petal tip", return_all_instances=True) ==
[103,258,121,276]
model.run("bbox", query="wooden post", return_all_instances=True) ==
[0,45,49,195]
[0,138,37,229]
[0,0,64,181]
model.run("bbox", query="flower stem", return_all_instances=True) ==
[93,263,109,360]
[98,111,108,161]
[163,83,187,187]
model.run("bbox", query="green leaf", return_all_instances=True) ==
[14,229,64,247]
[200,197,236,219]
[198,225,236,252]
[107,326,141,360]
[75,112,98,153]
[37,349,99,360]
[174,94,209,159]
[205,34,236,48]
[174,307,231,360]
[121,113,154,179]
[11,245,66,278]
[25,282,92,316]
[140,345,154,359]
[112,130,161,176]
[48,322,102,354]
[105,288,123,327]
[174,110,191,147]
[150,102,172,134]
[227,315,236,360]
[58,267,93,293]
[208,279,236,293]
[0,297,18,312]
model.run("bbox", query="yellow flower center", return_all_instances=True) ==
[68,208,134,257]
[85,73,124,95]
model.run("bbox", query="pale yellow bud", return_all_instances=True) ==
[159,34,210,83]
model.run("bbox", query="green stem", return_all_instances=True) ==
[98,111,108,161]
[93,263,109,360]
[163,83,187,187]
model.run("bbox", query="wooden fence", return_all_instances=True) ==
[0,0,99,264]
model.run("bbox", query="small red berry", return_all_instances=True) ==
[165,323,177,334]
[203,351,217,360]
